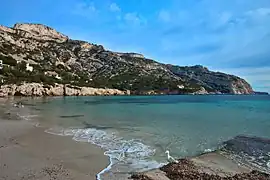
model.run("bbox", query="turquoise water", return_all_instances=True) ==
[16,95,270,178]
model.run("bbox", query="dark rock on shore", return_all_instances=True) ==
[161,159,270,180]
[131,174,153,180]
[132,159,270,180]
[254,91,269,95]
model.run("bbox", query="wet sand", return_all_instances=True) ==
[0,118,108,180]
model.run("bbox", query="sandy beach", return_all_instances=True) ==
[0,117,108,180]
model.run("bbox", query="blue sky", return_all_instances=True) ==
[1,0,270,92]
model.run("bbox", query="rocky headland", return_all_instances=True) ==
[0,23,254,96]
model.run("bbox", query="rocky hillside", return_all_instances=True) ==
[0,23,253,95]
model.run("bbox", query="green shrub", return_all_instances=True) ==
[0,55,17,66]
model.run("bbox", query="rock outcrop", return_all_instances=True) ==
[0,23,68,43]
[254,91,269,95]
[0,83,130,97]
[13,23,68,41]
[166,65,253,94]
[132,158,270,180]
[192,87,208,95]
[0,23,254,95]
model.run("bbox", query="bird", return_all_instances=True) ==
[165,150,179,163]
[13,102,24,108]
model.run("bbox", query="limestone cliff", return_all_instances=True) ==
[0,23,254,95]
[0,83,130,97]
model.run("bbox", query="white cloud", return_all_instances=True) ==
[247,8,270,16]
[73,1,97,18]
[158,10,171,22]
[110,3,121,12]
[78,2,96,12]
[218,12,232,25]
[257,8,270,16]
[124,13,146,25]
[215,67,270,77]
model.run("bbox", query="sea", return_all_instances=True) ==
[3,95,270,179]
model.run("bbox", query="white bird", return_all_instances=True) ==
[165,150,179,163]
[13,102,24,108]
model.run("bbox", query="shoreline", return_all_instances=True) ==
[0,83,131,97]
[1,97,270,180]
[0,112,109,180]
[1,83,265,97]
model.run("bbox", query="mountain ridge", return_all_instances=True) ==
[0,23,254,95]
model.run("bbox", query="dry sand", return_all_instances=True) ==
[190,152,251,176]
[0,118,109,180]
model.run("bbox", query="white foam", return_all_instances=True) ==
[203,148,214,153]
[19,115,39,121]
[45,127,66,136]
[96,156,114,180]
[16,111,40,128]
[45,127,162,179]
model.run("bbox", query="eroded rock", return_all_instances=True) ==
[0,83,130,97]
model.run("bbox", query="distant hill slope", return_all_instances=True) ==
[0,23,253,95]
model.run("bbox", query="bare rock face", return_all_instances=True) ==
[46,84,64,96]
[192,87,208,95]
[0,83,129,97]
[13,23,68,42]
[231,80,254,94]
[15,83,44,96]
[166,65,253,94]
[0,25,14,33]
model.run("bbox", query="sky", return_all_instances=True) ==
[1,0,270,92]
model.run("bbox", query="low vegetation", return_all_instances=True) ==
[0,23,253,94]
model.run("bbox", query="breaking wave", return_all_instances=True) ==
[45,127,163,179]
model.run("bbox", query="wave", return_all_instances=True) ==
[45,127,163,179]
[19,115,39,121]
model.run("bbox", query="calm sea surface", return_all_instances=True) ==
[11,95,270,178]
